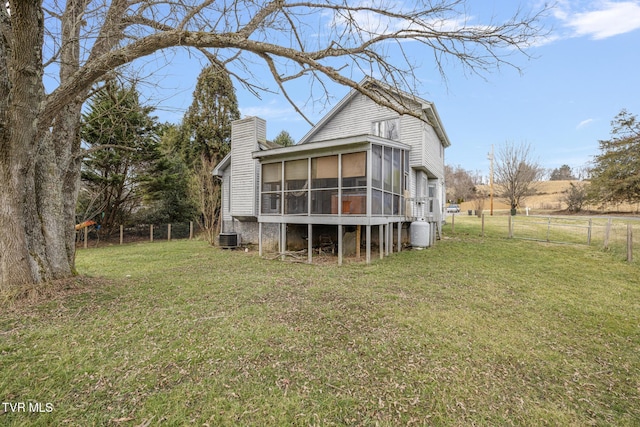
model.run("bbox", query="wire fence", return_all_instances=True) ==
[76,221,204,248]
[447,212,640,263]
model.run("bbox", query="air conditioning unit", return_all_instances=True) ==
[219,232,240,249]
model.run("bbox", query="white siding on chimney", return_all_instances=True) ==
[230,117,266,218]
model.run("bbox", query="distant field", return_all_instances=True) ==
[460,180,640,213]
[1,236,639,425]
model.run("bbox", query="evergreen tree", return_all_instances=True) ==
[81,83,160,234]
[181,65,240,243]
[589,110,640,206]
[138,124,199,224]
[550,164,576,181]
[273,130,295,147]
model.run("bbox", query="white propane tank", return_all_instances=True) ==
[410,221,430,248]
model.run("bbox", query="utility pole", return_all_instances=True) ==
[488,145,494,216]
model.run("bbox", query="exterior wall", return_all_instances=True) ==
[422,124,445,179]
[306,93,421,143]
[229,117,266,218]
[220,219,279,251]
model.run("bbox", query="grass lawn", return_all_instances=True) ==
[1,223,639,425]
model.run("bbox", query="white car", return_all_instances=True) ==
[446,203,460,213]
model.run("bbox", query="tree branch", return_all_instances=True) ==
[41,0,550,131]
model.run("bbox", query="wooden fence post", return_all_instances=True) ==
[150,224,154,242]
[189,221,194,240]
[168,223,172,241]
[627,224,633,263]
[120,225,123,245]
[84,226,88,249]
[508,215,513,238]
[587,218,592,245]
[481,213,485,237]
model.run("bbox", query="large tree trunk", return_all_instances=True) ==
[0,0,49,289]
[0,1,82,292]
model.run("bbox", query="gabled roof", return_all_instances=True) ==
[212,153,231,177]
[298,77,451,148]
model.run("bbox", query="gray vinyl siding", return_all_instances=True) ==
[229,117,266,218]
[306,93,422,143]
[422,125,445,179]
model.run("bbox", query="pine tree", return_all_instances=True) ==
[81,83,160,234]
[589,110,640,206]
[273,130,295,147]
[182,65,240,243]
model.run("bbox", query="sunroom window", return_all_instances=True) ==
[311,155,338,214]
[284,159,308,214]
[341,152,367,214]
[261,162,282,214]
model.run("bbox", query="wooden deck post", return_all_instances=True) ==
[308,224,313,264]
[280,223,286,260]
[356,225,361,260]
[338,224,343,265]
[366,225,371,264]
[379,225,384,259]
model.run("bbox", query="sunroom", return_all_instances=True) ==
[253,134,411,264]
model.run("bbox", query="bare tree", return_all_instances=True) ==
[0,0,549,290]
[445,164,476,203]
[494,142,544,212]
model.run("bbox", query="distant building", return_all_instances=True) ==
[213,78,450,263]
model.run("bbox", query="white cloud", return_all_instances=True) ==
[577,118,595,129]
[558,1,640,39]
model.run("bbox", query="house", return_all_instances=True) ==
[213,78,450,264]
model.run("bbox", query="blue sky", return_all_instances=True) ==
[142,0,640,177]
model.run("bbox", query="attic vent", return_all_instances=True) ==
[219,232,239,249]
